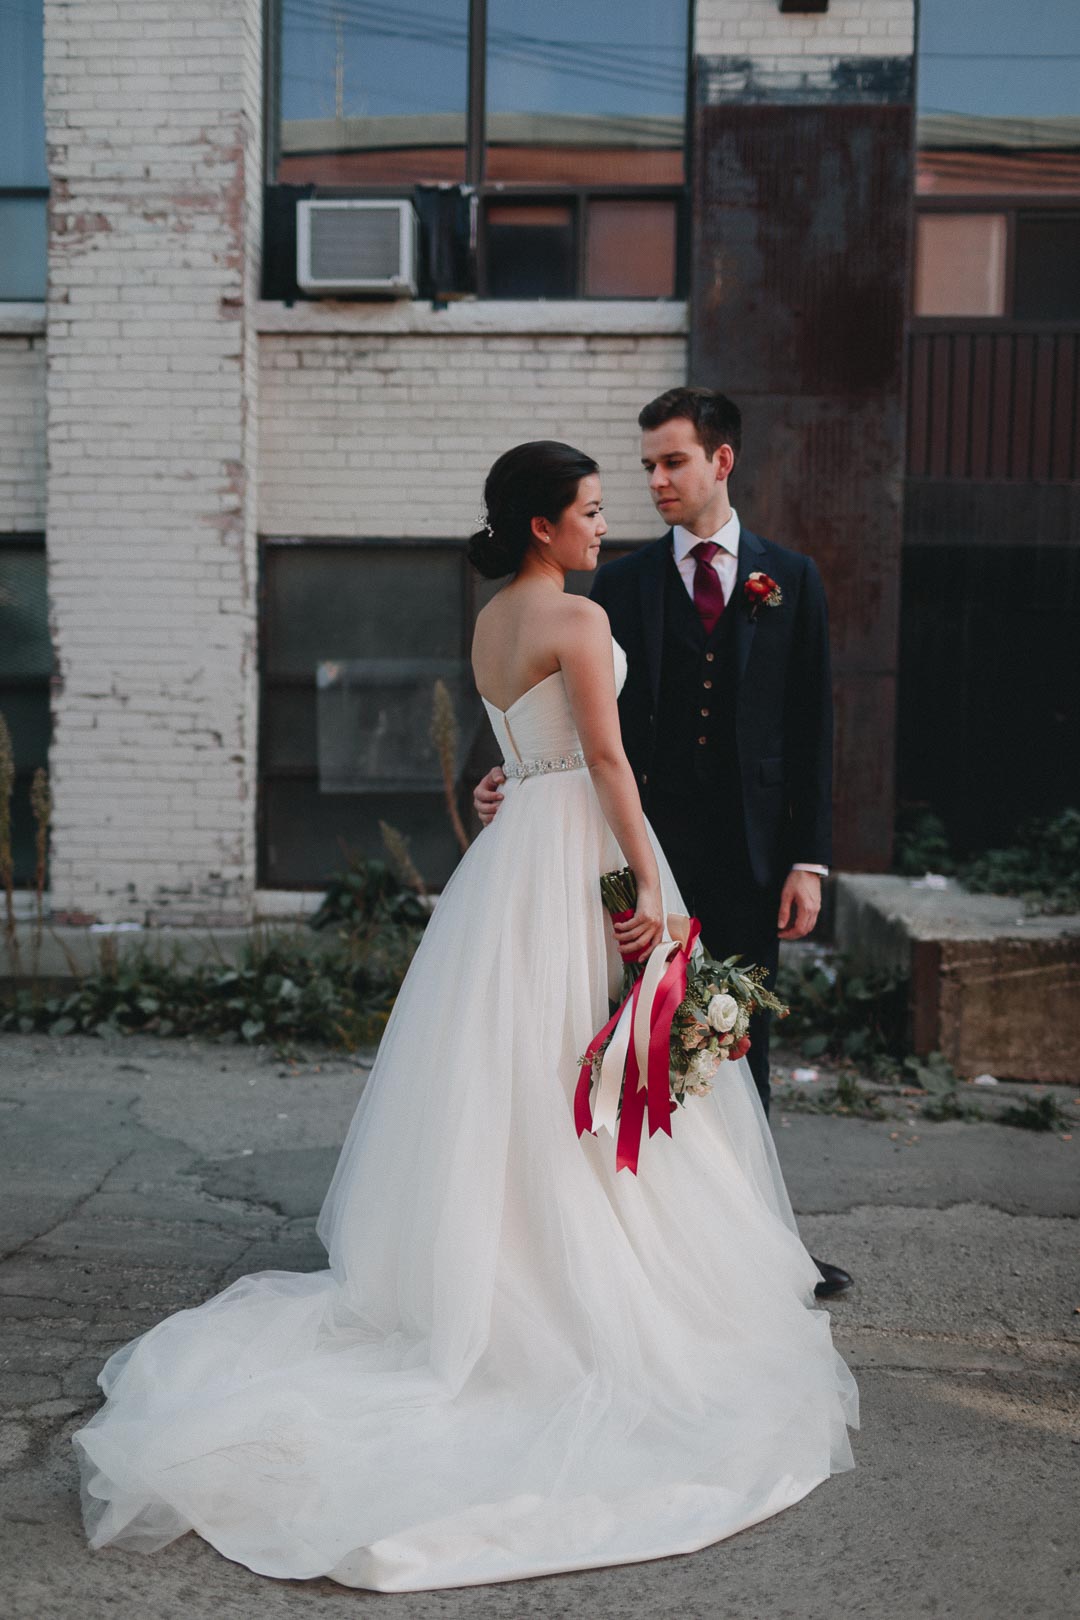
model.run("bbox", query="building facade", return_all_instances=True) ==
[5,1,924,922]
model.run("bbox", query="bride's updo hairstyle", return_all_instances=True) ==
[467,440,599,580]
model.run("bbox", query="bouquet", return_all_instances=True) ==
[576,867,788,1174]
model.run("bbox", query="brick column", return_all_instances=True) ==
[43,0,263,923]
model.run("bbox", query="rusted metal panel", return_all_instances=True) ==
[690,94,912,872]
[906,327,1080,482]
[970,335,993,480]
[1051,334,1076,480]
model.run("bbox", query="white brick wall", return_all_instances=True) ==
[258,326,687,543]
[0,334,47,531]
[695,0,915,57]
[44,0,263,924]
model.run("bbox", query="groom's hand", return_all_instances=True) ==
[473,766,506,826]
[777,871,822,940]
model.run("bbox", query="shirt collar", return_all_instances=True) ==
[672,509,740,564]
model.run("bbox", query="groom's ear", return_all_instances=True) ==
[713,443,735,483]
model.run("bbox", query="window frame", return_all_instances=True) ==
[0,532,52,886]
[912,194,1080,332]
[263,0,692,302]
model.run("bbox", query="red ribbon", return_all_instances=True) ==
[576,915,702,1176]
[610,906,645,964]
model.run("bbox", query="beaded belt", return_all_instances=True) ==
[502,749,587,781]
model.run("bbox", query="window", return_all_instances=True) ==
[914,214,1007,318]
[0,539,52,885]
[913,207,1080,322]
[0,0,47,300]
[1013,212,1080,322]
[257,539,638,888]
[259,540,484,889]
[268,0,689,300]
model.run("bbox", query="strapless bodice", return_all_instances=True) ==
[480,636,627,770]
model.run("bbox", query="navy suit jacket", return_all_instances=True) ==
[589,528,833,890]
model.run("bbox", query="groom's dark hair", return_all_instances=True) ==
[638,387,741,466]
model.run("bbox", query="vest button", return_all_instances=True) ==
[705,652,715,662]
[641,773,648,786]
[697,735,707,745]
[703,679,713,689]
[700,707,710,717]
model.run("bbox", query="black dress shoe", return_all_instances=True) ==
[812,1258,854,1299]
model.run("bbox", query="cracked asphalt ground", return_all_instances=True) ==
[2,1034,1078,1620]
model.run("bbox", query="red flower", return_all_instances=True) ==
[730,1035,752,1060]
[744,571,782,618]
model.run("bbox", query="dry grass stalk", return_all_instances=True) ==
[430,679,469,855]
[379,820,427,898]
[0,712,19,975]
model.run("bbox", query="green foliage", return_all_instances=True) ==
[997,1091,1071,1132]
[0,927,420,1050]
[905,1051,983,1121]
[775,951,909,1070]
[893,805,955,877]
[959,809,1080,916]
[2,856,431,1052]
[309,855,429,935]
[778,1068,885,1119]
[893,804,1080,914]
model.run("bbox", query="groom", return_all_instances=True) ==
[475,387,852,1298]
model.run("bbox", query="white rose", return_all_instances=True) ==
[689,1049,721,1084]
[707,993,739,1033]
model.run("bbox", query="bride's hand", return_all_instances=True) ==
[612,883,664,959]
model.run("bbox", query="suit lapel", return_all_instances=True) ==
[636,535,671,706]
[733,526,765,689]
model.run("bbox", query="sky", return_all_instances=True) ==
[917,0,1080,118]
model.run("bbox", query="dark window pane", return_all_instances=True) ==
[0,0,47,302]
[585,198,676,297]
[259,543,470,888]
[0,690,50,773]
[485,0,687,186]
[0,198,47,301]
[0,545,52,678]
[278,0,468,185]
[485,203,574,298]
[261,685,317,772]
[1013,212,1080,321]
[262,546,464,676]
[0,0,46,188]
[261,780,461,888]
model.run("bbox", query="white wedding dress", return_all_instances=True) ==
[73,636,857,1592]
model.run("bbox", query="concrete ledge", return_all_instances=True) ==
[256,298,689,338]
[835,875,1080,1083]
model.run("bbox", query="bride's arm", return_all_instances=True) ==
[557,601,663,958]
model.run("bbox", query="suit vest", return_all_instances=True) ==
[649,552,742,815]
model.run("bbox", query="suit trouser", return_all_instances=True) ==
[645,787,781,1116]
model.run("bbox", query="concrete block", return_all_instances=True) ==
[834,875,1080,1083]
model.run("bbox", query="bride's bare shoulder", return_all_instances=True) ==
[554,593,610,642]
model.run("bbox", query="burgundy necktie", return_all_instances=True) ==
[690,540,726,635]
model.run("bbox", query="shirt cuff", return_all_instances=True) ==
[791,863,829,877]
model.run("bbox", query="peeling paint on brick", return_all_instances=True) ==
[42,0,263,925]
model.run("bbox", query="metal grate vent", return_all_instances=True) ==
[297,199,418,295]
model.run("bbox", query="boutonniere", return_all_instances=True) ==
[744,571,782,620]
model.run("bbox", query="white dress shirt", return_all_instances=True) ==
[670,513,828,880]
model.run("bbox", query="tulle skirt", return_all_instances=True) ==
[72,767,857,1591]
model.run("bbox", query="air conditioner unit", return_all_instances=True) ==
[296,199,419,296]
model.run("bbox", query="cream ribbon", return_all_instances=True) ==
[591,913,695,1135]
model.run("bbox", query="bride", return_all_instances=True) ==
[73,441,857,1593]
